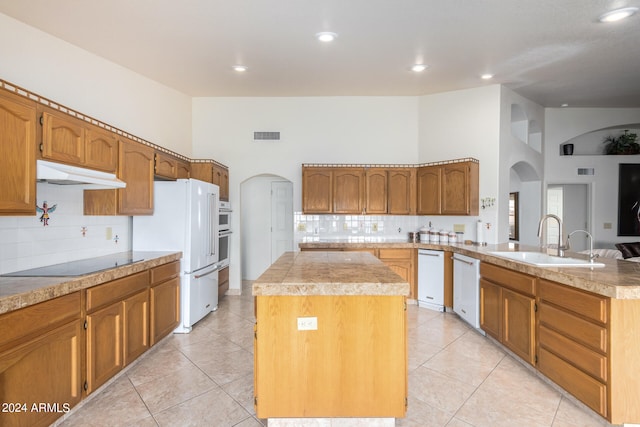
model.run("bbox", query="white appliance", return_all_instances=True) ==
[219,200,231,232]
[453,253,482,331]
[417,249,445,312]
[133,179,220,333]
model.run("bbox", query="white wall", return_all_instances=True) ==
[545,108,640,247]
[192,96,419,290]
[0,13,192,156]
[500,86,545,245]
[418,85,502,243]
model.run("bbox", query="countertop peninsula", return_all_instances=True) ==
[0,251,182,314]
[299,239,640,299]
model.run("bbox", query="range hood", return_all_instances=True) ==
[37,160,126,189]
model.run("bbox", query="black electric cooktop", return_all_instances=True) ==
[2,254,144,277]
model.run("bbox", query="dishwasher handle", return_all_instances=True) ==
[453,256,476,266]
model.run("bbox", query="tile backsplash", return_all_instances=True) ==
[0,182,130,274]
[294,212,481,245]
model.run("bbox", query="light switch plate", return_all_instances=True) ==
[297,317,318,331]
[603,222,612,229]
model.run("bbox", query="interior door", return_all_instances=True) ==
[271,181,293,263]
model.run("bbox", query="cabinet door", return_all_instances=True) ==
[86,302,123,394]
[154,151,177,179]
[441,163,469,215]
[176,159,191,179]
[0,320,83,427]
[218,266,229,299]
[417,166,441,215]
[479,278,501,340]
[190,162,213,183]
[123,290,149,365]
[365,169,387,214]
[333,168,364,213]
[502,288,535,365]
[302,167,333,213]
[0,90,36,214]
[442,162,479,216]
[117,138,155,215]
[151,277,180,345]
[41,110,85,165]
[388,168,414,215]
[85,124,118,172]
[220,166,229,201]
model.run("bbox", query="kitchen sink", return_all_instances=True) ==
[488,251,605,268]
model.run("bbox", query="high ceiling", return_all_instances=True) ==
[1,0,639,107]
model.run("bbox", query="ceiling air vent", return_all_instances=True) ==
[577,168,595,176]
[253,131,281,141]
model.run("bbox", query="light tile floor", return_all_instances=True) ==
[57,281,610,427]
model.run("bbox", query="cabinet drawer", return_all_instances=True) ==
[538,302,607,353]
[378,248,410,260]
[150,260,180,285]
[0,292,81,351]
[86,271,149,312]
[539,279,608,324]
[539,324,607,382]
[480,263,535,296]
[538,347,607,417]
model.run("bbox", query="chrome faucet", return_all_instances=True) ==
[537,214,567,257]
[567,230,599,263]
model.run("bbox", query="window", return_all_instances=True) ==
[509,192,519,241]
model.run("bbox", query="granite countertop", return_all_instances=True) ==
[299,240,640,299]
[252,251,410,297]
[0,251,182,315]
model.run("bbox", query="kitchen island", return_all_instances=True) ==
[253,251,410,425]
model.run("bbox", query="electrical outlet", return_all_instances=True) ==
[297,317,318,331]
[105,227,112,240]
[343,223,348,230]
[372,223,378,232]
[297,223,306,231]
[603,222,612,229]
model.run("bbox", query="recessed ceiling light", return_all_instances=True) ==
[316,32,338,42]
[561,103,569,107]
[598,7,638,22]
[232,65,248,72]
[411,64,428,72]
[481,74,494,80]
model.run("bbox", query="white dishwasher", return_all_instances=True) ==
[418,249,445,312]
[453,253,482,330]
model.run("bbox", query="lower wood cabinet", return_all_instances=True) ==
[479,262,536,365]
[85,271,149,393]
[0,293,83,427]
[150,260,181,345]
[378,248,415,299]
[218,266,229,299]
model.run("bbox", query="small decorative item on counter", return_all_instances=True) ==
[419,227,430,242]
[449,231,457,243]
[439,229,449,243]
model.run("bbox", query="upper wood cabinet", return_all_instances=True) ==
[40,108,118,173]
[302,167,333,213]
[84,124,118,172]
[0,89,37,215]
[190,161,229,200]
[388,168,415,215]
[84,138,155,215]
[365,168,388,214]
[302,165,418,215]
[333,168,365,214]
[417,161,479,216]
[176,159,191,179]
[154,151,178,179]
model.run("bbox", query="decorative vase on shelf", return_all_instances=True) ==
[562,143,574,156]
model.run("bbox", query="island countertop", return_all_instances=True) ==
[252,251,410,296]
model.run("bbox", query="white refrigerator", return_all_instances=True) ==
[133,179,220,333]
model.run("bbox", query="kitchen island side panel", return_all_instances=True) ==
[254,294,407,418]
